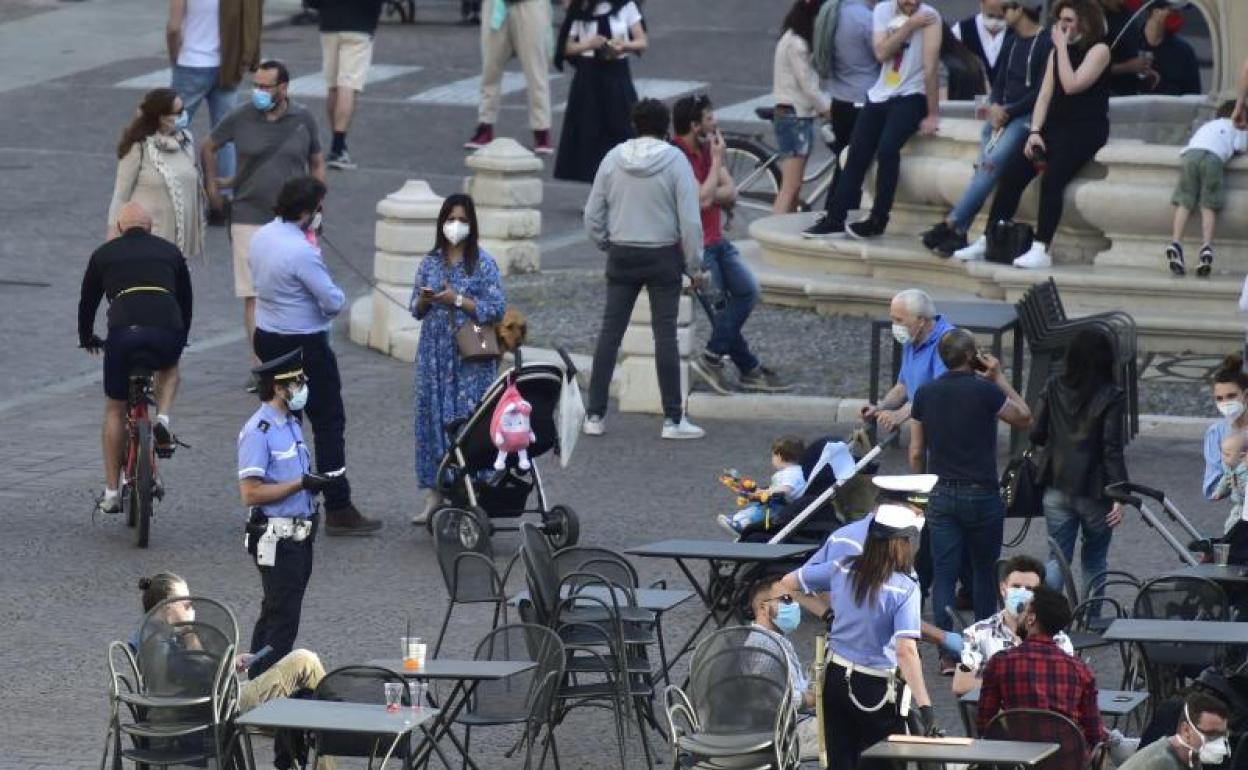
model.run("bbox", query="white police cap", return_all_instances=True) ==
[869,503,925,539]
[872,474,939,494]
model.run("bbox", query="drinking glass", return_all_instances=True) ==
[402,636,422,670]
[384,682,403,712]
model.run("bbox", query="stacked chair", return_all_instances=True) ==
[431,506,520,657]
[1015,278,1139,443]
[102,596,242,769]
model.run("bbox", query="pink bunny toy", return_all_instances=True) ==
[491,382,535,471]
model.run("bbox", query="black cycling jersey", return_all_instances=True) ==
[78,228,193,345]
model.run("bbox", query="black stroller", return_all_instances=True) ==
[427,349,581,549]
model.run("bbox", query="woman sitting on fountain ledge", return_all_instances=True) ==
[956,0,1111,269]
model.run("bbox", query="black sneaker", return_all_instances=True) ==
[690,353,734,395]
[846,216,887,240]
[921,221,953,251]
[1197,244,1214,277]
[739,365,793,393]
[1166,241,1185,276]
[801,215,845,239]
[934,230,969,258]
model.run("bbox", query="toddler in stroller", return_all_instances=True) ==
[717,435,808,535]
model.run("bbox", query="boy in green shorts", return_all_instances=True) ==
[1167,101,1248,277]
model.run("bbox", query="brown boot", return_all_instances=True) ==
[324,503,383,536]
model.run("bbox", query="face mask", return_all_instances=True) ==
[306,211,323,233]
[286,383,309,411]
[1004,586,1034,616]
[443,220,471,246]
[983,16,1006,33]
[774,601,801,635]
[174,111,189,131]
[252,89,275,112]
[1181,705,1230,766]
[1218,401,1245,421]
[891,323,912,346]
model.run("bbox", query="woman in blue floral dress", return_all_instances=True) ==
[410,194,506,523]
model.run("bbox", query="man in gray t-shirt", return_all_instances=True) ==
[202,59,325,375]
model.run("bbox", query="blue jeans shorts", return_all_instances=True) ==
[773,115,814,159]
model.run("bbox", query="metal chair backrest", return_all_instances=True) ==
[686,626,792,735]
[136,596,239,701]
[519,521,561,624]
[432,507,500,603]
[1046,537,1081,609]
[554,546,640,589]
[313,665,410,759]
[468,623,565,724]
[1134,576,1229,622]
[983,708,1087,770]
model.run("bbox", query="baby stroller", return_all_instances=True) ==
[428,348,581,549]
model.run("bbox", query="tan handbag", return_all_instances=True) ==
[455,319,500,361]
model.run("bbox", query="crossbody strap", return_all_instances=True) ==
[231,114,306,200]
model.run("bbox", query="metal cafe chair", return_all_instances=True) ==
[983,707,1102,770]
[431,506,519,657]
[313,665,414,768]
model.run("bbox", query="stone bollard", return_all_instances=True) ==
[615,293,693,415]
[463,138,543,274]
[348,180,444,363]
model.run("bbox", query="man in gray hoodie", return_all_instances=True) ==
[583,99,706,440]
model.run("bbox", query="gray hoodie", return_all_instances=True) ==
[584,136,704,271]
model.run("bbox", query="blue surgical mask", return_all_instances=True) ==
[252,89,275,112]
[1005,586,1034,616]
[286,383,309,411]
[174,111,189,131]
[774,601,801,635]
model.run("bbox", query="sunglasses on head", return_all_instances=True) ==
[765,594,795,605]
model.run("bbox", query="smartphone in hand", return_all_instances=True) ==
[972,353,988,372]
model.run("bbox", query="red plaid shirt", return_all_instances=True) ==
[977,633,1104,750]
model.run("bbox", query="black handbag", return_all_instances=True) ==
[1001,448,1044,519]
[985,219,1034,265]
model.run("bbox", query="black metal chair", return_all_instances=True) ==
[103,596,243,769]
[663,626,798,770]
[983,707,1101,770]
[313,665,413,767]
[431,506,518,657]
[454,623,566,770]
[1130,575,1231,700]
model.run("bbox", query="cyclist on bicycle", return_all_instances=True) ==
[78,201,193,514]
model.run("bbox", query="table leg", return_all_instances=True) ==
[1011,323,1024,395]
[653,558,722,680]
[411,681,483,770]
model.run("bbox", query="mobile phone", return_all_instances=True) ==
[972,353,988,372]
[419,286,434,298]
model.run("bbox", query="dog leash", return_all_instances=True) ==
[318,231,414,314]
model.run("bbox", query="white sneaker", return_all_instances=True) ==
[583,415,605,436]
[661,417,705,440]
[1012,242,1052,269]
[954,236,987,261]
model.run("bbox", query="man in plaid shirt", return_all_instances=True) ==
[977,584,1104,752]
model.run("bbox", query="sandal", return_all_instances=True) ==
[1196,245,1214,278]
[1165,242,1185,276]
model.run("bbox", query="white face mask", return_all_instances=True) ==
[983,16,1006,33]
[891,323,912,346]
[1181,705,1230,766]
[1217,400,1245,421]
[442,220,471,246]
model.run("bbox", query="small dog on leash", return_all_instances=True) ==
[496,307,528,353]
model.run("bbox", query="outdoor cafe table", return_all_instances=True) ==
[958,687,1149,736]
[625,539,817,675]
[235,697,437,770]
[367,658,537,770]
[861,736,1058,768]
[1102,619,1248,646]
[509,585,695,614]
[1166,563,1248,586]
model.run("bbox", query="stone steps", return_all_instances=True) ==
[745,214,1245,354]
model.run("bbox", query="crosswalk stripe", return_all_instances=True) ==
[115,65,422,97]
[407,71,563,105]
[716,95,772,124]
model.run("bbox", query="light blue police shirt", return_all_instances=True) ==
[827,567,921,670]
[897,314,954,402]
[250,220,345,335]
[795,515,872,594]
[237,402,313,518]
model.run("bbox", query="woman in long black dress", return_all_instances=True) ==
[553,0,648,183]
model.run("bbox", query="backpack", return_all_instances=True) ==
[813,0,846,79]
[985,219,1034,265]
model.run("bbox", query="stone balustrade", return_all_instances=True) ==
[463,137,543,274]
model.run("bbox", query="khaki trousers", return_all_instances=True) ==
[478,0,551,130]
[238,648,337,770]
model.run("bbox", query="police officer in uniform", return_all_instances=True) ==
[238,349,333,678]
[782,502,937,768]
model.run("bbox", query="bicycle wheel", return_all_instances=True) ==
[135,415,154,548]
[723,136,782,237]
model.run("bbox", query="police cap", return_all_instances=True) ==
[873,474,938,507]
[251,348,304,381]
[868,503,925,540]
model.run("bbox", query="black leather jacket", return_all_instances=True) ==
[1030,378,1128,503]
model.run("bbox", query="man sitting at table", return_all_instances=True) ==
[977,585,1104,755]
[1119,692,1230,770]
[748,576,818,759]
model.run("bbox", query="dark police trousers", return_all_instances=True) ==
[823,660,905,770]
[254,328,351,509]
[249,519,316,679]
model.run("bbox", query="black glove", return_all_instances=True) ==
[301,473,333,493]
[81,334,105,354]
[917,704,939,737]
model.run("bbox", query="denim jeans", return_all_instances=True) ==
[826,93,926,226]
[702,239,760,374]
[172,64,237,181]
[1043,488,1113,599]
[928,481,1005,636]
[948,115,1031,233]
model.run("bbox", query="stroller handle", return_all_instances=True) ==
[1106,481,1166,504]
[1103,483,1142,509]
[555,346,577,380]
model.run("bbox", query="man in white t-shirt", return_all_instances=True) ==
[819,0,942,240]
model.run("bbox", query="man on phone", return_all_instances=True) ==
[673,95,790,395]
[909,328,1031,673]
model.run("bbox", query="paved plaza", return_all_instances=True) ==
[0,0,1233,767]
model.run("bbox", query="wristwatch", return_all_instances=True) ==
[454,293,464,309]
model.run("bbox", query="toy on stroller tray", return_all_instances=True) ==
[427,347,582,549]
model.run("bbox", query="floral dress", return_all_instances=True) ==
[411,250,506,489]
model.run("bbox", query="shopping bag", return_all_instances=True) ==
[556,368,586,469]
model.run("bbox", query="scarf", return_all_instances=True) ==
[143,130,205,260]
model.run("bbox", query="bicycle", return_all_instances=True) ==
[721,106,842,233]
[119,365,170,548]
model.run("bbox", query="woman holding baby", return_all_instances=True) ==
[1029,328,1128,599]
[1205,354,1248,533]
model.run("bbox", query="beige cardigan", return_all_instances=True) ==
[772,30,831,118]
[108,133,205,260]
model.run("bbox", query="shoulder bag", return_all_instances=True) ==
[985,219,1034,265]
[1001,447,1045,519]
[455,315,500,362]
[221,116,304,229]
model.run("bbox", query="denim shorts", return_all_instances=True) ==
[772,114,814,159]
